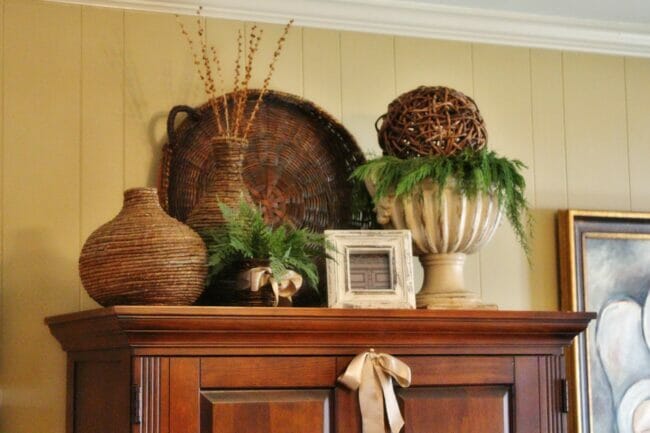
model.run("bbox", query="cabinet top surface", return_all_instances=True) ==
[46,305,594,324]
[45,306,594,356]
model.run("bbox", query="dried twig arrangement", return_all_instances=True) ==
[176,8,293,139]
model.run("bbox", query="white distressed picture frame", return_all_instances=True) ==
[325,230,415,309]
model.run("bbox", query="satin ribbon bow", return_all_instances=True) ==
[236,266,303,306]
[338,349,412,433]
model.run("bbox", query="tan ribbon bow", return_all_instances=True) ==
[338,349,411,433]
[236,266,303,306]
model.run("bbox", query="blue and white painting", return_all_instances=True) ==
[585,236,650,433]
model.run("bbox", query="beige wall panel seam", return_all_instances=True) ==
[122,9,126,190]
[302,27,342,119]
[469,43,483,299]
[338,31,344,120]
[78,5,84,310]
[561,52,571,208]
[0,0,5,380]
[563,52,629,210]
[527,48,538,207]
[623,57,650,211]
[529,49,568,310]
[623,59,633,210]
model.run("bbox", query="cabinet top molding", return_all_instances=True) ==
[46,306,594,356]
[48,0,650,58]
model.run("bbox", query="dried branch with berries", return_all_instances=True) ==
[176,8,293,139]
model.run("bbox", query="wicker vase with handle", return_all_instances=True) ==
[185,136,251,234]
[79,187,207,306]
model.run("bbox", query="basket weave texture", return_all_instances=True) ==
[160,89,370,232]
[377,86,487,158]
[197,259,284,307]
[79,188,207,306]
[184,136,251,233]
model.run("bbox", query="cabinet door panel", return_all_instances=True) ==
[201,357,336,388]
[399,386,511,433]
[200,390,331,433]
[403,356,514,385]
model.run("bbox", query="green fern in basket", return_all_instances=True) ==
[205,198,331,288]
[351,148,533,257]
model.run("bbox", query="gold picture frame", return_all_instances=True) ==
[558,209,650,433]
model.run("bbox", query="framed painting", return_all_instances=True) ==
[325,230,415,309]
[558,210,650,433]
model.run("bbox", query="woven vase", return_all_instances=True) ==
[186,136,251,233]
[79,187,207,306]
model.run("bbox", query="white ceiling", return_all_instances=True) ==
[52,0,650,57]
[411,0,650,25]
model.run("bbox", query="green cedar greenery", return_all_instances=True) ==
[205,198,330,288]
[350,148,533,256]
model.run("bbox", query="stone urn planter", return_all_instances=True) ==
[370,179,503,309]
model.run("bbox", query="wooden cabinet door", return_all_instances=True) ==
[146,356,338,433]
[336,355,566,433]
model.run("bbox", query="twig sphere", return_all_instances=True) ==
[377,86,488,157]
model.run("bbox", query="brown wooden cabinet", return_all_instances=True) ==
[46,307,593,433]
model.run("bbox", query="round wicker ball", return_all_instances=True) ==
[79,188,207,306]
[376,86,488,158]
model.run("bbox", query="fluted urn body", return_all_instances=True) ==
[372,179,503,309]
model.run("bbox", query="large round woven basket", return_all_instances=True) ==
[160,90,371,232]
[79,188,207,306]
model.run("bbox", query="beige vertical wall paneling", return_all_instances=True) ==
[529,49,568,310]
[204,17,244,137]
[302,28,342,119]
[625,57,650,211]
[394,37,474,96]
[0,1,5,391]
[245,22,303,96]
[340,31,395,156]
[124,11,204,189]
[79,6,125,310]
[472,44,535,310]
[1,1,81,433]
[205,17,245,95]
[563,52,630,210]
[394,36,481,296]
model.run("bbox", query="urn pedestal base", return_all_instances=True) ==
[416,253,497,310]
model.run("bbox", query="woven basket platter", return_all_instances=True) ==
[160,90,368,231]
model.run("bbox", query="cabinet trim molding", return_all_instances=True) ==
[46,306,594,356]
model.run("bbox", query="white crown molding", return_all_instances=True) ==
[49,0,650,57]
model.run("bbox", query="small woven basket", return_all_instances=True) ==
[198,259,286,307]
[160,89,372,232]
[376,86,488,158]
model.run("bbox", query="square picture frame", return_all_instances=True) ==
[325,230,415,309]
[558,210,650,433]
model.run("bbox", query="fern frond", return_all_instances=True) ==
[204,197,333,290]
